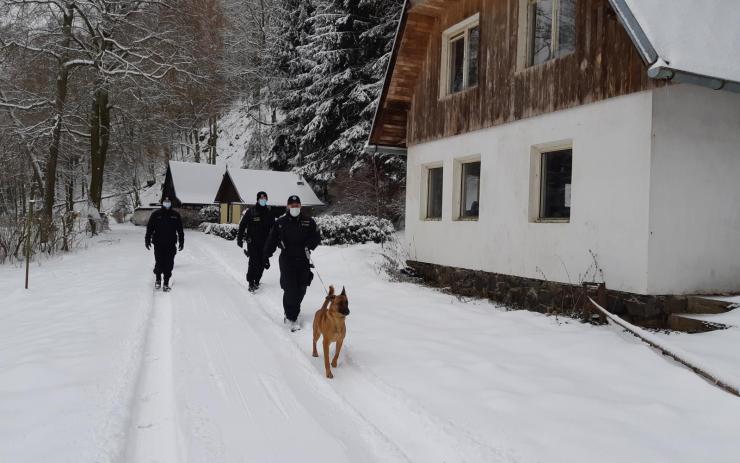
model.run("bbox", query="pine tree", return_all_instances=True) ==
[270,0,404,186]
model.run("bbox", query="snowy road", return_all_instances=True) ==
[2,224,740,462]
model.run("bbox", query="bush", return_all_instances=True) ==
[199,222,239,240]
[199,205,220,224]
[315,214,395,245]
[200,214,395,246]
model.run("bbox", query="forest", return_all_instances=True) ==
[0,0,405,262]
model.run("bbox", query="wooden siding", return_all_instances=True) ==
[373,0,662,148]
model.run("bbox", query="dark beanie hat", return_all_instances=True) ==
[287,195,301,205]
[257,191,268,200]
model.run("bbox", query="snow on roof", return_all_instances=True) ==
[613,0,740,86]
[227,168,324,207]
[168,161,223,205]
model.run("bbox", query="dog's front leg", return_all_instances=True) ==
[312,329,320,357]
[331,336,343,368]
[322,337,333,379]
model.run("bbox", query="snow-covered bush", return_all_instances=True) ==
[199,222,239,240]
[200,214,395,246]
[199,205,220,224]
[315,214,395,246]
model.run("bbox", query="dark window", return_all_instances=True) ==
[557,0,576,57]
[449,35,466,93]
[530,0,553,66]
[528,0,576,67]
[540,149,572,219]
[468,26,480,87]
[427,167,443,219]
[461,162,481,218]
[445,17,479,95]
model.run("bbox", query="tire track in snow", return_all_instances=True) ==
[193,234,516,462]
[124,288,184,462]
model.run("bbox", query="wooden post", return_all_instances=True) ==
[25,199,35,289]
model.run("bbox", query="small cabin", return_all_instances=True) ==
[214,168,324,224]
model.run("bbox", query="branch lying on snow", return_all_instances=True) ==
[589,298,739,398]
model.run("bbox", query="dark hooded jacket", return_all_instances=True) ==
[145,207,184,249]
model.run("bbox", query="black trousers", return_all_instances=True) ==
[153,245,176,281]
[246,243,265,284]
[279,255,313,322]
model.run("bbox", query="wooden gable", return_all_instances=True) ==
[370,0,662,149]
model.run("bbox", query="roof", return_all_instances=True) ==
[167,161,224,205]
[218,168,324,207]
[609,0,740,91]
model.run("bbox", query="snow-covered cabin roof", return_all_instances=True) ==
[166,161,223,205]
[215,168,324,207]
[609,0,740,91]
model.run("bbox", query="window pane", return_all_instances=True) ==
[540,149,572,219]
[461,162,481,218]
[557,0,576,57]
[427,167,444,219]
[530,0,553,66]
[467,26,480,88]
[449,36,465,93]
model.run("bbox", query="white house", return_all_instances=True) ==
[368,0,740,324]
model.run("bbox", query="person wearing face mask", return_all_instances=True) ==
[236,191,276,292]
[263,195,321,332]
[144,196,184,291]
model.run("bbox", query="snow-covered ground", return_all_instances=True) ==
[1,225,740,463]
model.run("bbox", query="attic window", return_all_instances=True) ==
[524,0,576,67]
[440,14,480,97]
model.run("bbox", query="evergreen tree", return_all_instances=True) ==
[270,0,404,188]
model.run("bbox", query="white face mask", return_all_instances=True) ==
[289,206,301,217]
[162,201,172,209]
[258,199,267,207]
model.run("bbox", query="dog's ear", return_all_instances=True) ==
[328,285,335,296]
[340,286,346,296]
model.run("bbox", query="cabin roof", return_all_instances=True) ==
[215,168,324,207]
[368,0,740,150]
[167,161,223,205]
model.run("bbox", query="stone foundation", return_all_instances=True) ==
[407,260,690,328]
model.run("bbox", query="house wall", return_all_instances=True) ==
[406,0,661,147]
[647,85,740,294]
[405,90,654,294]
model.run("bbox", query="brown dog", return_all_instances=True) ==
[312,285,350,379]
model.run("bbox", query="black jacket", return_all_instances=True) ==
[237,205,275,246]
[145,208,184,248]
[264,213,321,260]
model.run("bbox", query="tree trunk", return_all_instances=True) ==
[40,6,74,242]
[193,128,201,163]
[89,87,111,211]
[208,115,218,164]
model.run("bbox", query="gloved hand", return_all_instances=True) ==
[237,239,243,248]
[178,243,184,251]
[145,243,151,250]
[264,260,271,270]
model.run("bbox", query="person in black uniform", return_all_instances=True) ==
[145,196,184,292]
[237,191,276,292]
[263,195,321,332]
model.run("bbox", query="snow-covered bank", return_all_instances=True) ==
[1,225,740,462]
[0,226,154,462]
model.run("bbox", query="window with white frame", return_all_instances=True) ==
[440,14,480,97]
[460,161,480,219]
[426,167,444,219]
[525,0,576,67]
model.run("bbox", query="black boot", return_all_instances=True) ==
[163,276,171,292]
[248,281,257,292]
[155,275,162,290]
